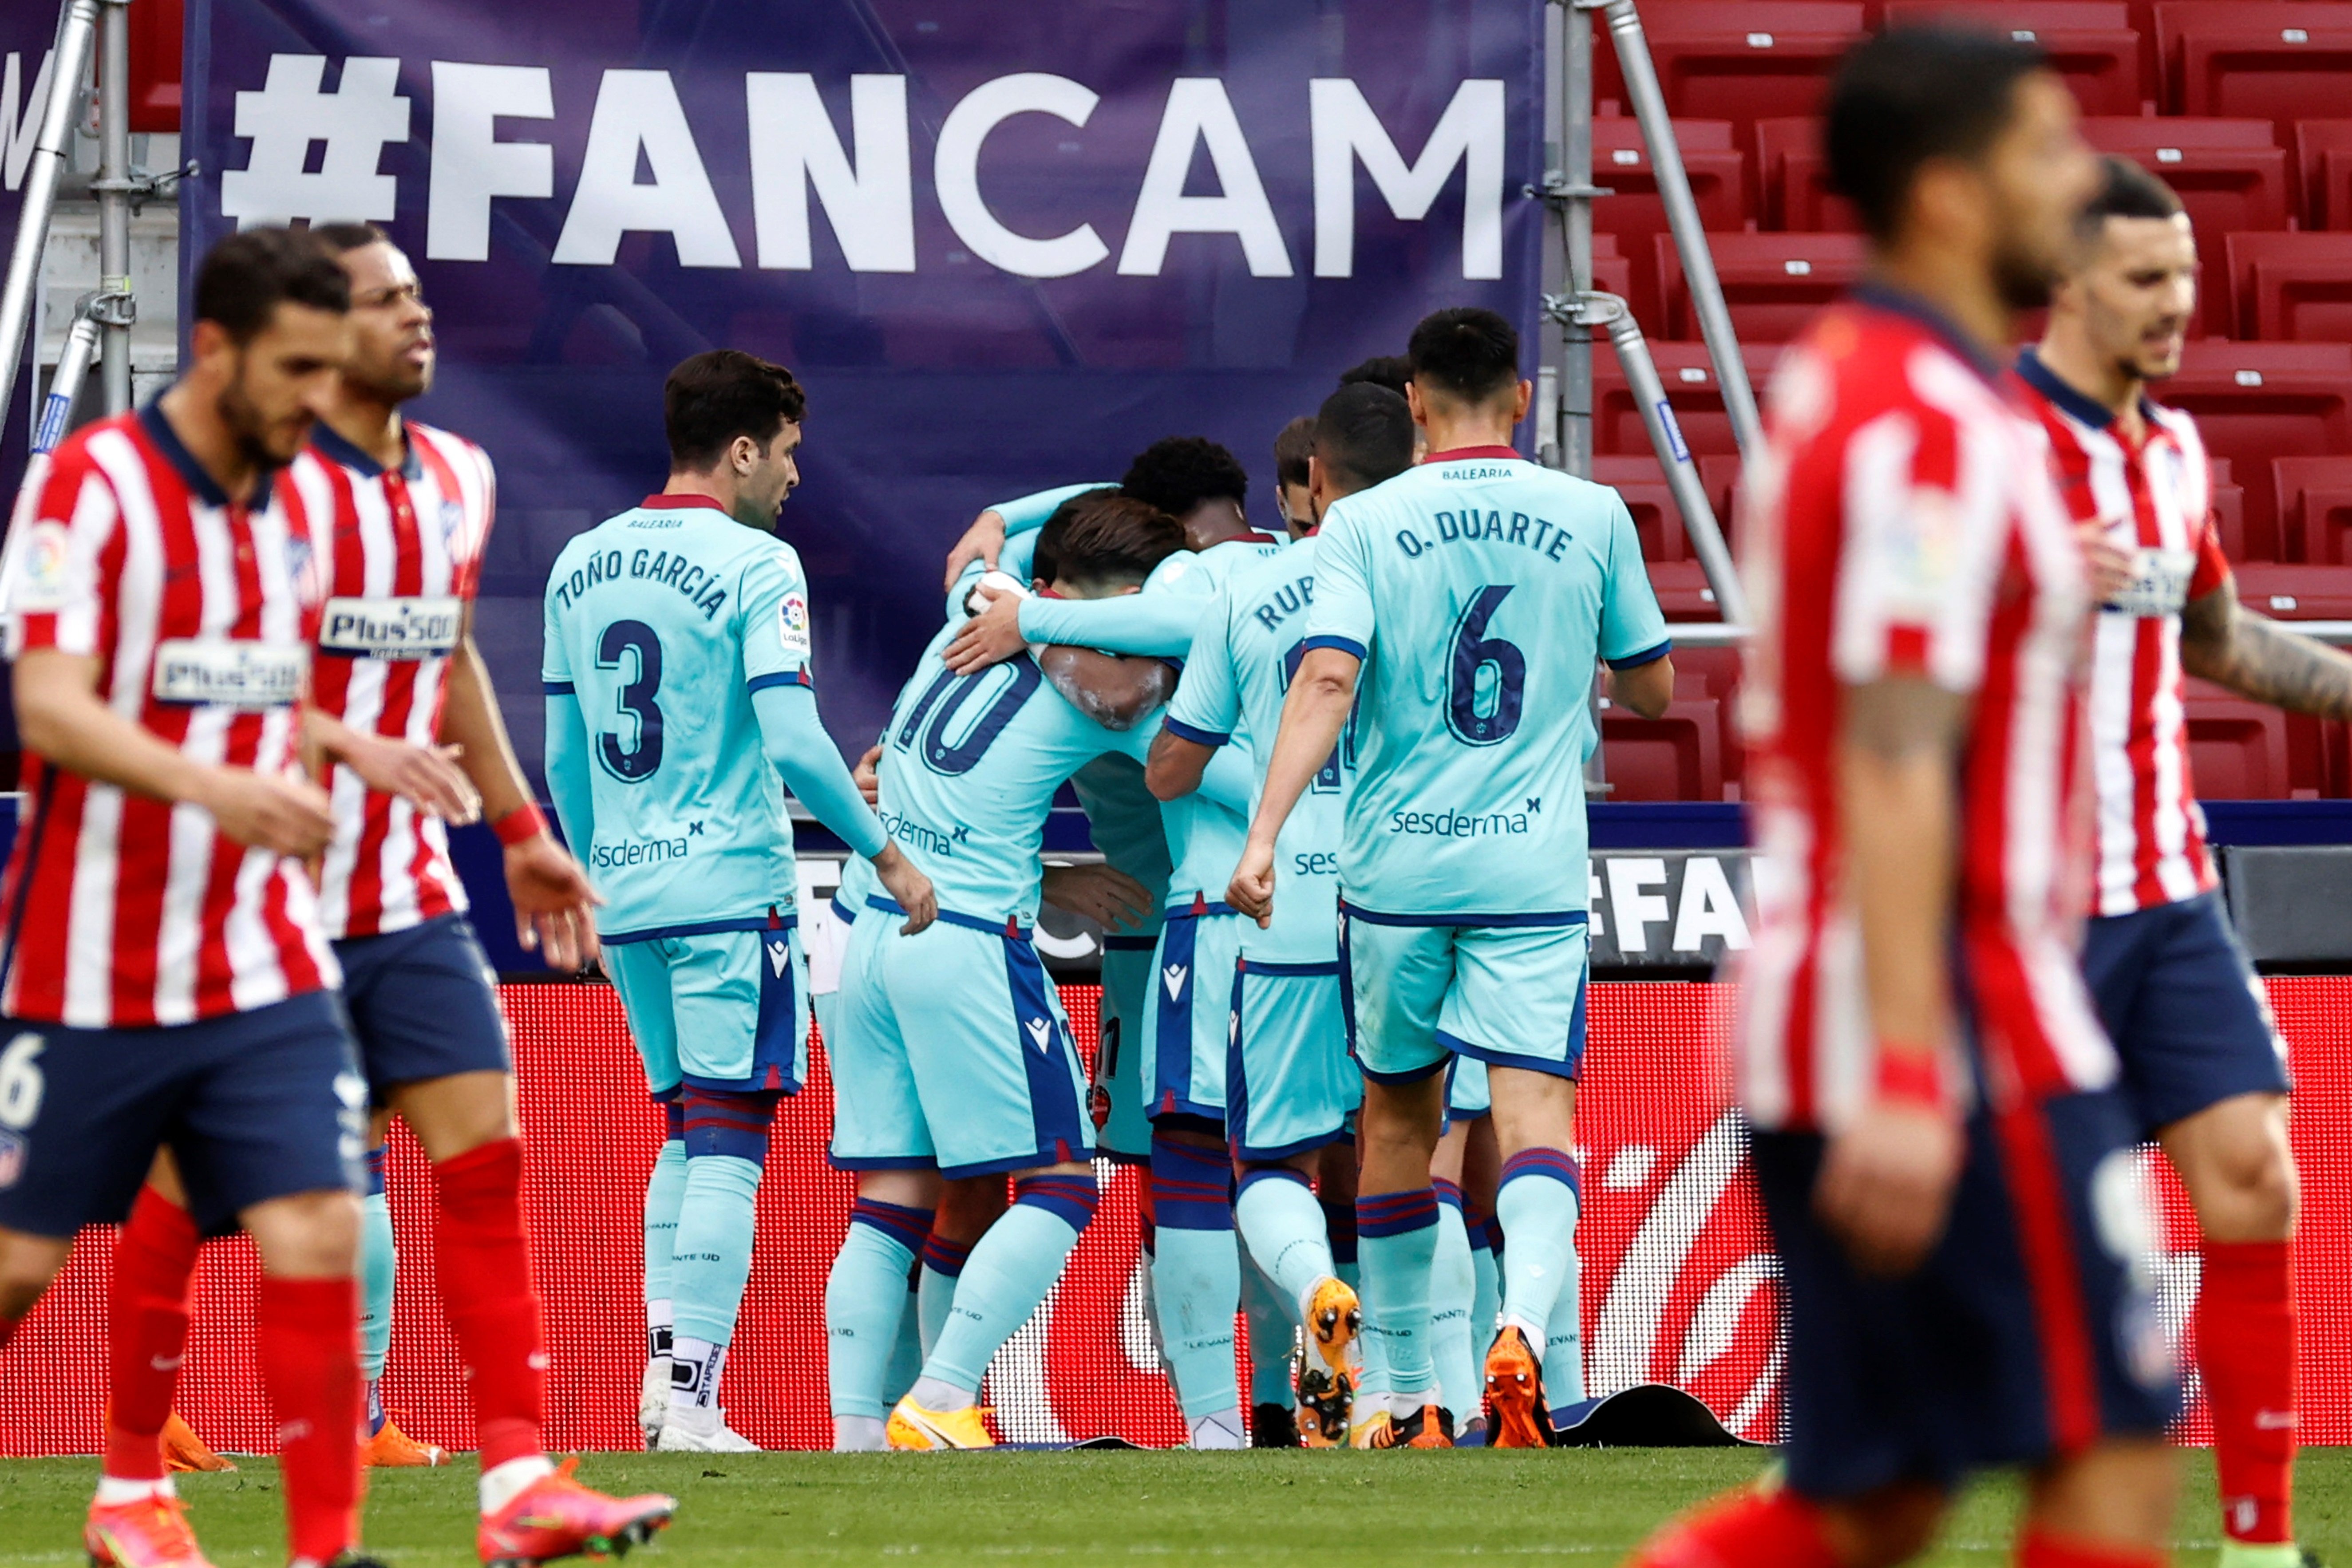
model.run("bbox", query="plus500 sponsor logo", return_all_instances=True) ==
[319,596,463,660]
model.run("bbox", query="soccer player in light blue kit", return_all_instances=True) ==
[943,440,1280,1448]
[1148,382,1418,1446]
[542,351,937,1451]
[819,494,1182,1450]
[1231,309,1675,1448]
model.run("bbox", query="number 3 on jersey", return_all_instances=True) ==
[596,620,664,782]
[1448,585,1525,746]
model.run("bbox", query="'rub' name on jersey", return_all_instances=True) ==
[549,546,730,620]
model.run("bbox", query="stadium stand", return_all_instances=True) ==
[2224,232,2352,342]
[2294,118,2352,228]
[2159,3,2352,135]
[1754,116,1854,230]
[1880,2,2146,113]
[1656,231,1869,342]
[1593,1,1865,147]
[1590,119,1747,321]
[1600,693,1728,802]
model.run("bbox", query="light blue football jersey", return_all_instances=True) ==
[1166,534,1343,964]
[542,498,817,937]
[1303,454,1668,920]
[875,619,1158,924]
[1155,537,1283,901]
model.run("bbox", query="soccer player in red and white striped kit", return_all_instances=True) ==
[2016,155,2352,1568]
[94,223,676,1566]
[0,228,375,1568]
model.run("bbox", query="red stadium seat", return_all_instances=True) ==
[1753,117,1854,232]
[1600,697,1727,802]
[2160,342,2352,542]
[2182,692,2296,798]
[2158,3,2352,132]
[2078,121,2290,290]
[1657,233,1868,343]
[2225,232,2352,342]
[2273,456,2352,564]
[2296,119,2352,229]
[1590,119,1749,324]
[1593,454,1690,562]
[2208,456,2249,562]
[1880,3,2147,114]
[1596,3,1866,150]
[1594,340,1782,461]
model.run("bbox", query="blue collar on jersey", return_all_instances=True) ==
[1846,281,2006,386]
[309,417,423,481]
[2014,346,2162,437]
[136,399,279,511]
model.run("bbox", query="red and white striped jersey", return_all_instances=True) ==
[0,406,339,1028]
[1733,289,2115,1133]
[284,423,494,940]
[2015,350,2230,917]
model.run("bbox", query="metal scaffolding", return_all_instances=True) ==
[1542,0,1752,631]
[1,0,150,443]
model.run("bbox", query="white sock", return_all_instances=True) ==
[908,1374,976,1412]
[1188,1409,1247,1450]
[95,1476,174,1505]
[646,1297,673,1359]
[479,1454,554,1515]
[668,1336,727,1413]
[833,1414,887,1452]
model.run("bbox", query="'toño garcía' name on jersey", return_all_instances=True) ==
[1394,503,1577,563]
[548,544,730,620]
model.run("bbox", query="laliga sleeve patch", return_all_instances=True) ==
[778,591,812,658]
[9,521,75,612]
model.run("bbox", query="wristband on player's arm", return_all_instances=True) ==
[1872,1041,1954,1115]
[492,802,547,846]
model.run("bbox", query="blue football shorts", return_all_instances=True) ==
[1340,905,1589,1084]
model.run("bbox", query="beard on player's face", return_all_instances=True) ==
[219,355,312,467]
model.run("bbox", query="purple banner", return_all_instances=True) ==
[182,0,1545,782]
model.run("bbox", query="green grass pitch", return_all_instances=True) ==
[6,1448,2347,1564]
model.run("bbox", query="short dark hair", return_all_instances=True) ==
[1825,25,2050,245]
[1338,355,1413,399]
[192,227,351,344]
[1037,492,1185,589]
[663,350,807,471]
[310,221,391,254]
[1273,416,1317,492]
[1119,437,1247,518]
[1314,384,1415,494]
[1407,308,1520,404]
[2077,155,2184,239]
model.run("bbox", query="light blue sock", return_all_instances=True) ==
[1495,1151,1581,1353]
[1357,1189,1441,1398]
[919,1175,1097,1398]
[884,1279,923,1405]
[916,1230,974,1359]
[1240,1258,1297,1409]
[643,1134,687,1356]
[1235,1169,1336,1310]
[1543,1230,1586,1410]
[1430,1190,1478,1419]
[359,1173,395,1435]
[826,1200,930,1421]
[1470,1224,1500,1355]
[668,1151,763,1358]
[1149,1136,1240,1422]
[1152,1227,1240,1421]
[1338,1259,1386,1395]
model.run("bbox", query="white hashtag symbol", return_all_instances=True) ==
[219,55,410,229]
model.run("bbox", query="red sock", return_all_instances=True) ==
[2014,1526,2165,1567]
[432,1138,545,1471]
[0,1312,17,1351]
[1624,1485,1838,1568]
[105,1186,202,1481]
[2198,1238,2296,1544]
[257,1274,362,1564]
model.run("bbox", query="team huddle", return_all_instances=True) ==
[0,15,2341,1568]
